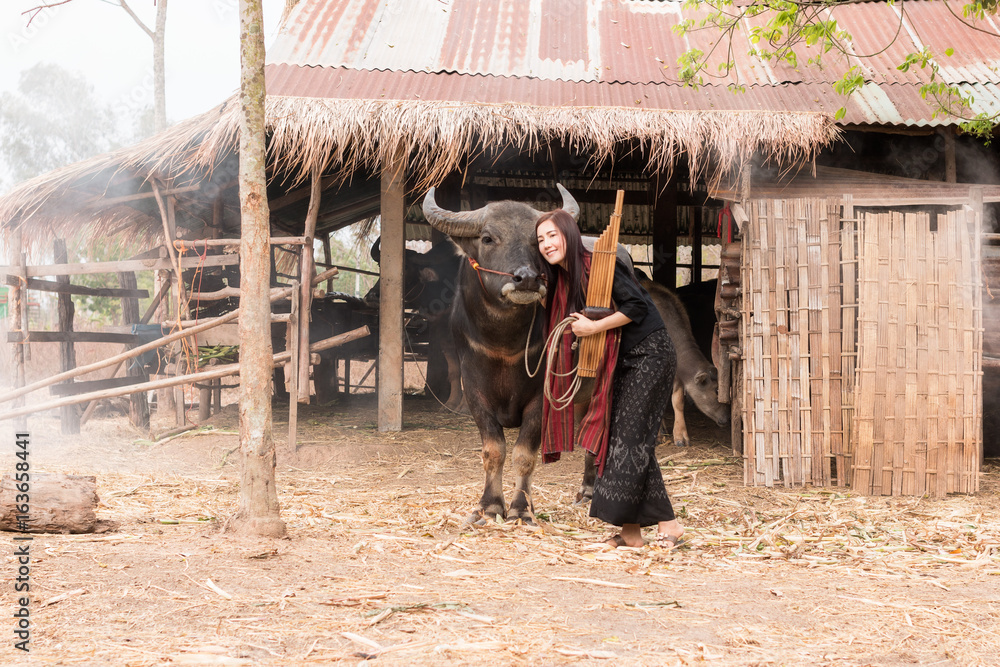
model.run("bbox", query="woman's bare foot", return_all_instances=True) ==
[655,519,685,547]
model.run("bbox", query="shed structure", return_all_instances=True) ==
[2,0,999,495]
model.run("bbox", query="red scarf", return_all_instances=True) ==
[540,253,620,476]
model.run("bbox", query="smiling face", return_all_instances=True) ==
[536,219,567,269]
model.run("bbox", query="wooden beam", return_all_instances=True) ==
[378,152,406,432]
[50,375,147,396]
[0,287,293,405]
[268,174,338,212]
[0,326,370,422]
[79,279,168,427]
[7,332,140,344]
[0,253,240,279]
[2,275,148,298]
[84,184,200,209]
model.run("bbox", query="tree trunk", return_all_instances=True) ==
[153,0,167,132]
[226,0,285,538]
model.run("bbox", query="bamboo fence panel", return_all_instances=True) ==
[850,209,981,496]
[840,201,857,485]
[743,198,844,486]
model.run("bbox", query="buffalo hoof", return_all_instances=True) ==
[509,509,536,525]
[574,488,593,505]
[673,436,689,447]
[466,506,505,526]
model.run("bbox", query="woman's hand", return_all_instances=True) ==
[569,311,631,337]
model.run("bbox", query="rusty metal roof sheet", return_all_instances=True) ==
[267,0,1000,127]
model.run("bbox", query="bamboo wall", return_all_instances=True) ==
[851,208,981,495]
[741,198,981,496]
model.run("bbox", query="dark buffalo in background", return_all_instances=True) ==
[641,280,730,445]
[364,237,465,411]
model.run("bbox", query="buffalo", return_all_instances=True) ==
[364,237,465,411]
[422,186,579,522]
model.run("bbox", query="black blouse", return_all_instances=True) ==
[607,259,665,355]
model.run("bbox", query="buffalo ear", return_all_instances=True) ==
[695,370,709,385]
[419,267,440,282]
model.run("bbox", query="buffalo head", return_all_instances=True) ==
[422,184,579,305]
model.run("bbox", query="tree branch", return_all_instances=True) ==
[118,0,154,39]
[22,0,74,27]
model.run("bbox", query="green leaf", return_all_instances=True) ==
[834,107,847,120]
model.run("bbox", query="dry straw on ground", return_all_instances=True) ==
[2,397,997,666]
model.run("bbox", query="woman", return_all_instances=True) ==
[535,209,684,548]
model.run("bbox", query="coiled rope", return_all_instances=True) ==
[525,306,583,411]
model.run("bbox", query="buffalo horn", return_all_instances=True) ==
[370,237,381,263]
[556,183,580,220]
[422,187,487,238]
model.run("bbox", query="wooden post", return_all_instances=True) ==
[118,271,150,430]
[652,176,677,287]
[287,279,299,450]
[55,240,80,434]
[212,378,223,413]
[972,186,985,468]
[378,151,406,432]
[943,128,957,183]
[692,204,703,283]
[198,383,211,422]
[9,228,26,431]
[153,267,174,414]
[298,167,322,403]
[322,233,334,294]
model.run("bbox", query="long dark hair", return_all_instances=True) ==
[536,209,589,315]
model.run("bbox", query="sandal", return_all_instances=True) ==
[653,534,686,549]
[604,534,628,548]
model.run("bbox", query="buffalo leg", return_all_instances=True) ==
[573,378,596,503]
[578,452,597,503]
[474,421,508,523]
[508,430,540,522]
[671,380,689,447]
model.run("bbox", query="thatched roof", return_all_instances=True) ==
[0,95,839,247]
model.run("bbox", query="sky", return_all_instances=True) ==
[1,0,285,132]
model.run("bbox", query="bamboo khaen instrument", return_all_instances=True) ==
[576,189,625,378]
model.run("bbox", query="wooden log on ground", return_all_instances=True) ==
[0,473,112,534]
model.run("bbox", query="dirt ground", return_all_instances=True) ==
[1,395,998,667]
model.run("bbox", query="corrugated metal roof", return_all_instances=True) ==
[266,0,1000,127]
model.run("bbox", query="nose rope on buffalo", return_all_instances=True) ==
[466,256,518,289]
